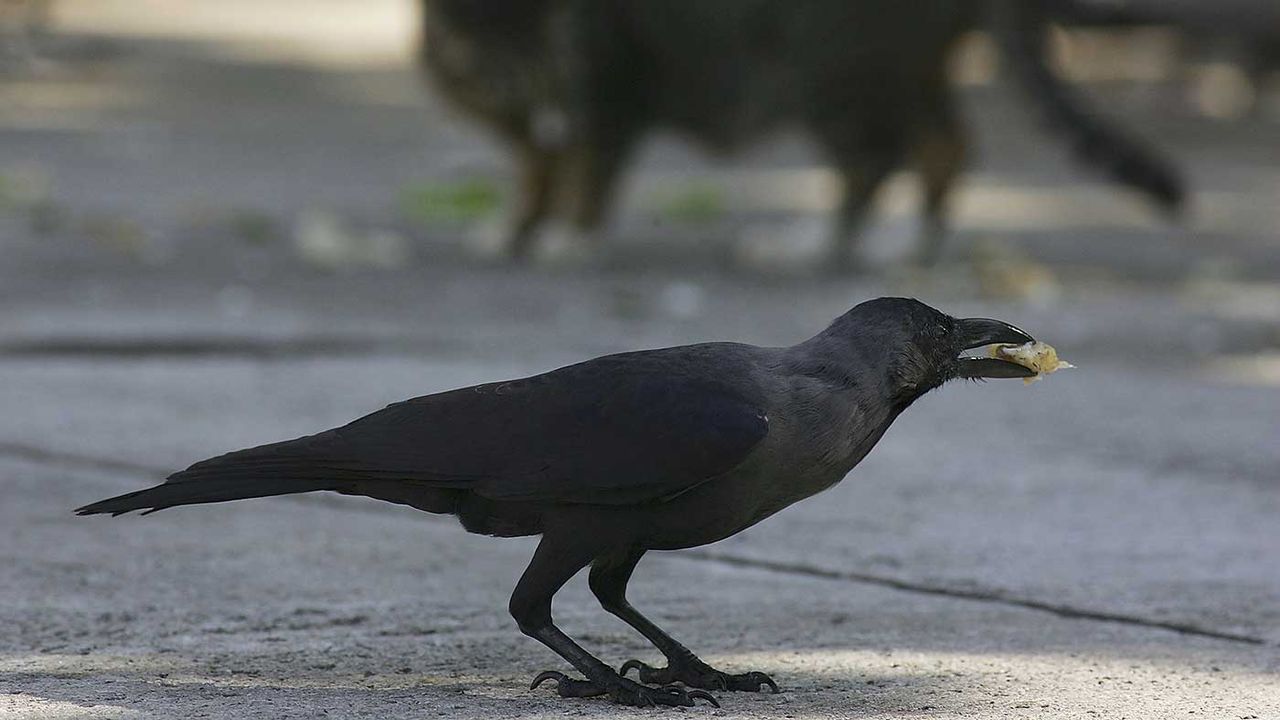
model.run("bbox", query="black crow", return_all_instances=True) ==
[78,297,1040,708]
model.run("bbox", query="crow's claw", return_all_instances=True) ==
[529,670,606,698]
[530,670,562,690]
[619,659,659,680]
[633,682,718,708]
[530,670,718,706]
[670,685,721,707]
[735,671,780,693]
[621,657,779,693]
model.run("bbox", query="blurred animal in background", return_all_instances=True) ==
[419,0,1185,267]
[0,0,50,70]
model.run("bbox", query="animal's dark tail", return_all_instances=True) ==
[75,434,346,517]
[990,0,1185,214]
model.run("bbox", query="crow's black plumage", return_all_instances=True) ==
[78,297,1039,708]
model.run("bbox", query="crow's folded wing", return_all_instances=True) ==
[168,353,769,506]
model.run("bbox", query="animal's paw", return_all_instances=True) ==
[529,224,601,269]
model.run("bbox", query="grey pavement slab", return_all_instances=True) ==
[2,237,1279,719]
[3,455,1278,720]
[3,4,1279,717]
[2,339,1277,636]
[1,324,1277,718]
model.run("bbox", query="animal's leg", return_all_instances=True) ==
[591,549,778,694]
[817,129,905,271]
[514,537,718,707]
[505,144,559,259]
[912,96,966,265]
[532,127,636,263]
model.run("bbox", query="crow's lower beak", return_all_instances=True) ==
[954,317,1037,379]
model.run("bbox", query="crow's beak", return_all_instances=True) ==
[954,317,1037,379]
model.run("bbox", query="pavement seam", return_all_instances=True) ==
[680,551,1267,646]
[0,441,169,477]
[6,440,1268,648]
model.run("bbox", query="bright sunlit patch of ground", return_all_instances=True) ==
[0,652,184,678]
[0,81,149,130]
[623,168,1279,239]
[0,650,518,692]
[4,647,1275,718]
[50,0,415,68]
[0,696,142,719]
[703,647,1279,718]
[1204,353,1280,386]
[1184,279,1280,323]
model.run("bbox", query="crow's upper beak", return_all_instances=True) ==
[954,317,1037,379]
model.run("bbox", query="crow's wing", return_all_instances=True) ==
[165,349,769,506]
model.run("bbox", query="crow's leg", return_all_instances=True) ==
[590,549,779,694]
[557,130,634,238]
[514,537,718,707]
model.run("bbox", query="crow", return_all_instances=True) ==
[77,297,1041,708]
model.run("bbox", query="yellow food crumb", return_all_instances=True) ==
[990,341,1075,384]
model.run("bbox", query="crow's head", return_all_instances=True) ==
[829,297,1036,403]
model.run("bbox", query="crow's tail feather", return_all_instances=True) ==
[74,435,350,516]
[74,477,330,516]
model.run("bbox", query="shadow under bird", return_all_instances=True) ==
[78,297,1041,708]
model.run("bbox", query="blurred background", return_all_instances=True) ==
[2,2,1277,718]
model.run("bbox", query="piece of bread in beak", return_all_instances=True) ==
[990,341,1074,384]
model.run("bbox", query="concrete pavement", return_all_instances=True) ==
[2,2,1279,717]
[2,266,1277,718]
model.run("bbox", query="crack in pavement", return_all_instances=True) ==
[3,441,1268,648]
[679,551,1267,646]
[0,441,170,478]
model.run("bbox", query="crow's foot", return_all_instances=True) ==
[530,670,607,698]
[620,658,779,693]
[530,670,720,707]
